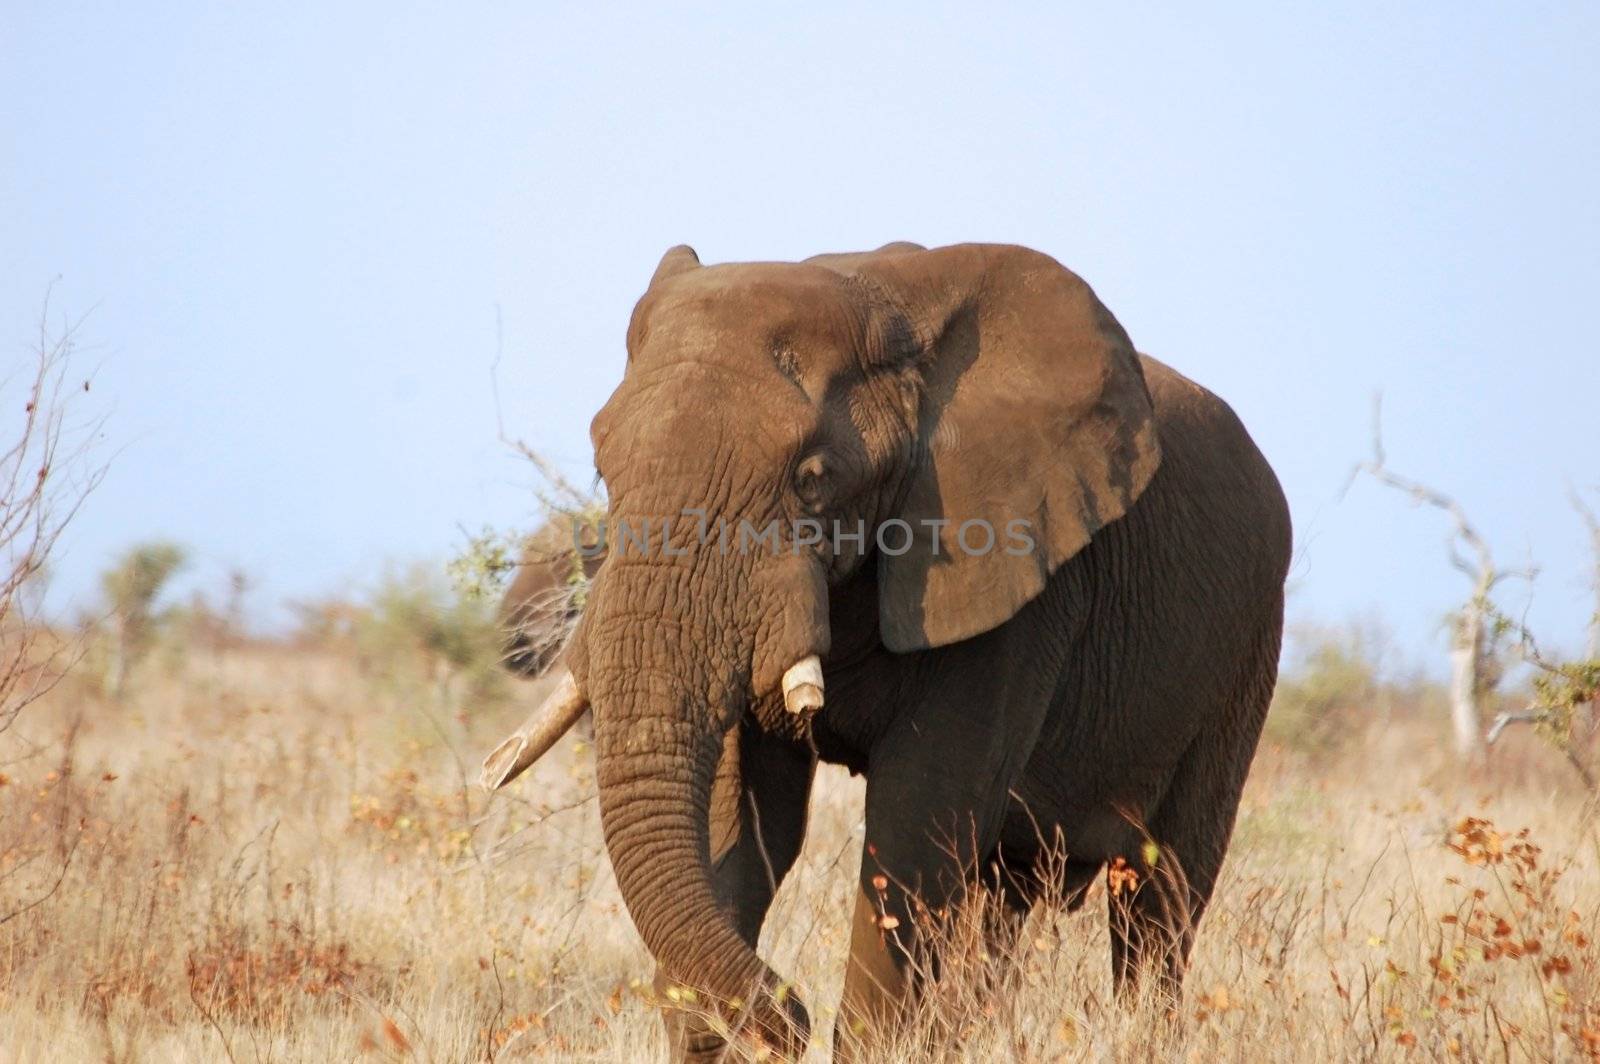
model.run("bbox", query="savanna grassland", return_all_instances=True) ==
[1,623,1598,1063]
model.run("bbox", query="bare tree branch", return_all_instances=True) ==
[1476,580,1600,791]
[1355,395,1524,592]
[1,291,106,735]
[1486,705,1598,791]
[486,304,601,517]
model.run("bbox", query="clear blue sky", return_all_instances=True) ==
[5,5,1597,670]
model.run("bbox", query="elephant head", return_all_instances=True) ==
[495,513,605,678]
[483,242,1161,1048]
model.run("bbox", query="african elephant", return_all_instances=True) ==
[495,513,604,678]
[481,242,1291,1060]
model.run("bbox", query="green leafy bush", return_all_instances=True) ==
[87,541,188,699]
[352,562,508,716]
[1266,616,1401,756]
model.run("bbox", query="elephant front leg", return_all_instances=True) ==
[836,821,1009,1060]
[834,760,1038,1056]
[656,719,814,1061]
[836,851,1038,1060]
[837,880,911,1052]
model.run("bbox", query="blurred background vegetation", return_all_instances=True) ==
[66,540,512,721]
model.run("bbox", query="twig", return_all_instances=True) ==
[1485,709,1541,746]
[0,827,80,927]
[1354,395,1529,590]
[1,293,106,736]
[1487,705,1599,790]
[187,975,242,1064]
[486,304,601,514]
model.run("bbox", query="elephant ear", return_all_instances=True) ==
[624,245,702,363]
[851,244,1162,652]
[649,244,701,285]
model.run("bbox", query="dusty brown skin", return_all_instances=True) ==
[515,243,1290,1059]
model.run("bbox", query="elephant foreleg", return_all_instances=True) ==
[835,687,1047,1059]
[837,881,911,1051]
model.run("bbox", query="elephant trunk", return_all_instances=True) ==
[590,674,807,1052]
[569,476,827,1053]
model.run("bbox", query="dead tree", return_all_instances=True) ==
[1356,397,1531,759]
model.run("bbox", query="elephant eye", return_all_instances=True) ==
[794,454,827,508]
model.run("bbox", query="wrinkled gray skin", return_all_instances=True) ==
[496,514,604,678]
[551,242,1291,1060]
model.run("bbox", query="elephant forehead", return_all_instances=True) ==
[634,266,872,378]
[593,363,815,480]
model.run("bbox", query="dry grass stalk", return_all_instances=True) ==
[2,638,1597,1061]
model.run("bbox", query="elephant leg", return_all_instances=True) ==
[656,719,814,1061]
[837,881,913,1053]
[836,862,1032,1063]
[1109,633,1277,1005]
[835,685,1047,1060]
[836,831,1016,1062]
[1107,762,1239,1007]
[1107,841,1194,1008]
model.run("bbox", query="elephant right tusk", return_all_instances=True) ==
[781,655,825,715]
[479,670,589,791]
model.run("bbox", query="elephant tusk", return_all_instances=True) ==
[479,670,589,790]
[781,655,825,715]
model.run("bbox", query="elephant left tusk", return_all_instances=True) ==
[480,670,589,790]
[781,655,825,715]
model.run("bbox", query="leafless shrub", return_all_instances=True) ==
[0,292,102,734]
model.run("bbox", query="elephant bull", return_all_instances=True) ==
[481,242,1291,1061]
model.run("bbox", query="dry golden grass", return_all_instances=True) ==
[2,645,1597,1062]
